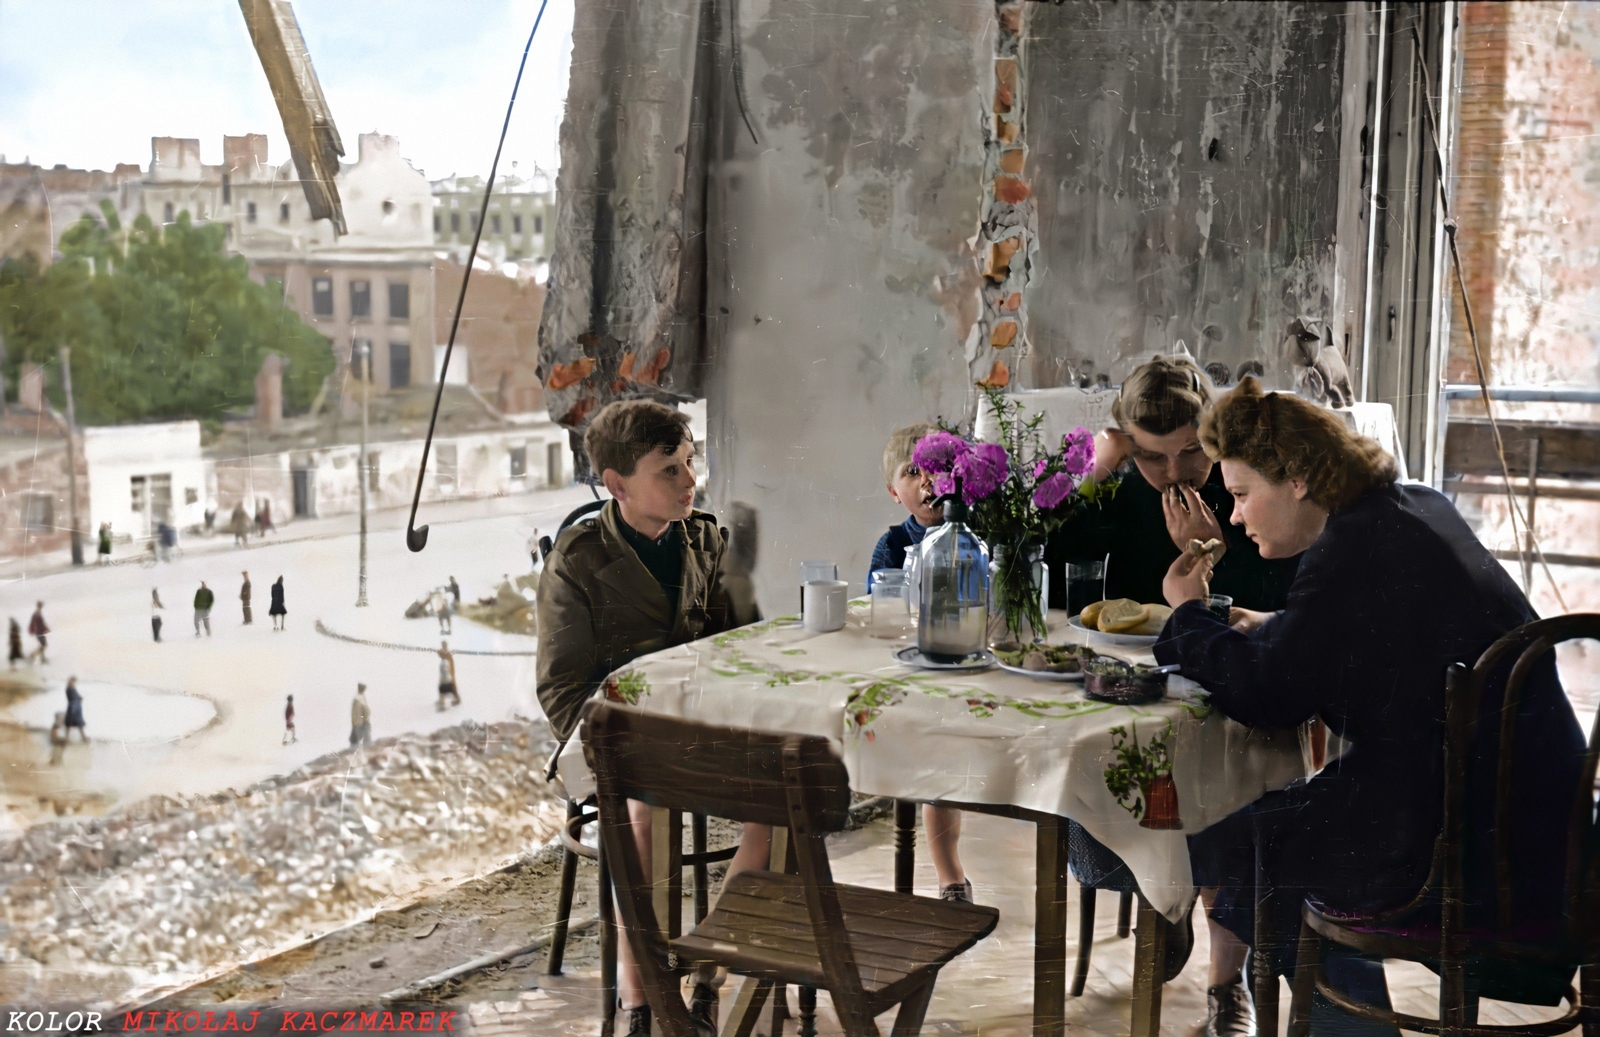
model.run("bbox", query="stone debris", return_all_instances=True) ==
[0,720,565,1004]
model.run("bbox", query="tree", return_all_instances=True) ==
[0,204,333,424]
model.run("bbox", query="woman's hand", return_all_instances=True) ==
[1091,429,1133,483]
[1162,483,1227,560]
[1162,550,1212,609]
[1228,607,1274,634]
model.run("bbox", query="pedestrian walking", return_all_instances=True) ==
[27,602,49,664]
[240,572,253,625]
[8,619,23,669]
[436,641,461,710]
[49,713,67,765]
[204,502,217,533]
[150,589,164,642]
[97,522,112,565]
[256,499,276,536]
[157,521,177,563]
[230,502,250,547]
[447,576,461,605]
[63,677,87,742]
[269,576,287,631]
[193,581,214,637]
[349,684,371,747]
[435,591,453,635]
[283,694,297,744]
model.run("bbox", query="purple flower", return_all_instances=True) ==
[1032,457,1049,479]
[1033,472,1076,510]
[954,442,1008,502]
[1062,426,1095,477]
[932,473,955,499]
[913,431,969,474]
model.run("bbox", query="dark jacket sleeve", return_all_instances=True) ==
[1154,539,1349,730]
[867,529,898,589]
[536,549,603,742]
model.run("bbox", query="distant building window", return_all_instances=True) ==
[513,214,523,235]
[185,487,199,505]
[509,446,527,479]
[388,342,411,388]
[436,444,458,494]
[312,277,334,317]
[534,214,543,234]
[350,280,371,319]
[279,202,290,223]
[433,214,441,233]
[23,493,52,531]
[246,201,257,224]
[163,202,174,223]
[389,282,409,320]
[222,174,231,205]
[491,214,502,235]
[382,199,395,216]
[130,476,146,514]
[366,452,381,492]
[351,339,372,378]
[450,212,460,234]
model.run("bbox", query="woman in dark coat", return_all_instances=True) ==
[7,619,22,669]
[1157,378,1584,1011]
[269,576,287,631]
[63,677,88,741]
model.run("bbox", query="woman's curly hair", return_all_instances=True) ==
[1200,377,1397,511]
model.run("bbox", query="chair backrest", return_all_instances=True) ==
[581,701,866,1010]
[1441,614,1600,940]
[581,700,852,832]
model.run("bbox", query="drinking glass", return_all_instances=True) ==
[800,560,838,618]
[1066,561,1106,616]
[869,570,914,639]
[1205,594,1234,623]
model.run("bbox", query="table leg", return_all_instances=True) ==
[894,800,916,895]
[1254,822,1280,1037]
[1033,816,1070,1037]
[1130,896,1169,1037]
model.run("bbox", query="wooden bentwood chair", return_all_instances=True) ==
[582,701,1000,1037]
[1288,614,1600,1037]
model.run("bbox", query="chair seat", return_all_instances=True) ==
[1067,819,1139,893]
[672,870,999,1006]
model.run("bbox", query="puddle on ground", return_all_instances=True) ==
[5,680,216,743]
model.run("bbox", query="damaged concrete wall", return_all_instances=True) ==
[1021,1,1347,390]
[705,0,994,606]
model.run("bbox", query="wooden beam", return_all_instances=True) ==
[1443,418,1600,481]
[1444,480,1600,503]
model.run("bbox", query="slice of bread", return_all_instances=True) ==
[1098,598,1148,633]
[1133,603,1173,635]
[1079,600,1107,629]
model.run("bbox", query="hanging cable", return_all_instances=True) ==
[406,0,551,552]
[1409,24,1567,610]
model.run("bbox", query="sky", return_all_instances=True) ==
[0,0,575,181]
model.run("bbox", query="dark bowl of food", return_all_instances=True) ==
[1083,658,1175,704]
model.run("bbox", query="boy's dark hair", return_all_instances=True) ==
[584,399,693,477]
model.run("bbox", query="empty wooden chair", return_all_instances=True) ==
[1288,614,1600,1037]
[582,701,1000,1037]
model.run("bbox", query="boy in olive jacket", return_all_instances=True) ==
[536,399,760,1036]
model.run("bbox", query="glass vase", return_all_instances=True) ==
[989,543,1048,644]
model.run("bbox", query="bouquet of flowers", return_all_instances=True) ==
[913,386,1116,642]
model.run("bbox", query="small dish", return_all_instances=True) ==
[1068,616,1160,648]
[1082,660,1178,704]
[996,660,1085,682]
[893,646,995,672]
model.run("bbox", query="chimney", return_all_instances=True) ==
[19,363,44,413]
[255,353,284,432]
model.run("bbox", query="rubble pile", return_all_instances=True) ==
[0,720,564,1001]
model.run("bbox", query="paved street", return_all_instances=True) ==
[0,486,597,830]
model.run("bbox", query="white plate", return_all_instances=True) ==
[893,646,995,672]
[995,660,1085,682]
[1068,616,1160,647]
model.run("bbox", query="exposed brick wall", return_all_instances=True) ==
[433,261,546,415]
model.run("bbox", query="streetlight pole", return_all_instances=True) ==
[356,343,370,607]
[58,346,83,567]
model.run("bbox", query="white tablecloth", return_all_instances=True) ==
[558,607,1317,921]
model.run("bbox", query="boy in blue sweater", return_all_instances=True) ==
[869,422,974,903]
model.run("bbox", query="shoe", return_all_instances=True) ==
[621,1004,651,1037]
[689,981,718,1035]
[1206,975,1256,1037]
[1162,903,1195,983]
[939,878,974,904]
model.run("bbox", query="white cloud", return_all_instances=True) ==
[0,0,574,180]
